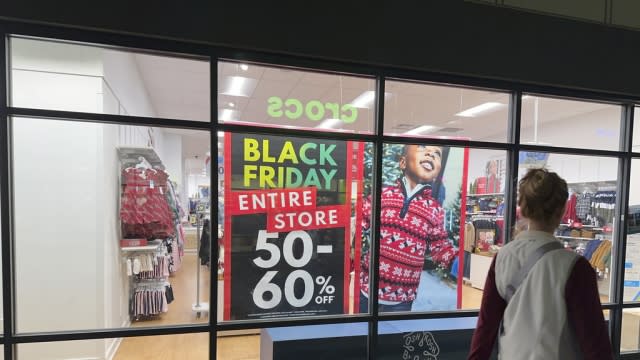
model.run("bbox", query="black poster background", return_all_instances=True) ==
[228,133,349,320]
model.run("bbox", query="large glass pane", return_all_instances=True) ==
[363,142,469,313]
[518,152,618,303]
[13,117,210,332]
[10,37,210,122]
[462,149,508,310]
[624,159,640,304]
[217,61,375,134]
[218,323,367,360]
[520,95,621,151]
[17,334,208,359]
[384,80,510,142]
[219,132,371,322]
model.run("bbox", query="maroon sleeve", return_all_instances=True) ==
[565,256,614,360]
[468,256,506,360]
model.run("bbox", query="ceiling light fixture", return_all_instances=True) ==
[240,64,249,71]
[228,102,235,108]
[316,118,343,129]
[455,102,504,117]
[404,125,442,135]
[350,91,392,109]
[221,76,256,97]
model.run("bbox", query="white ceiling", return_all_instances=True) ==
[132,56,623,167]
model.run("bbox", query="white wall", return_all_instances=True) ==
[102,50,156,117]
[162,133,184,184]
[13,118,103,359]
[10,38,162,360]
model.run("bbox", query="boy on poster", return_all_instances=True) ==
[359,144,457,312]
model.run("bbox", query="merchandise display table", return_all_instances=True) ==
[261,317,494,360]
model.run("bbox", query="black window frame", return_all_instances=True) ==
[1,18,639,359]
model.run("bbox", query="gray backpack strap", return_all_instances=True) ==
[503,241,563,302]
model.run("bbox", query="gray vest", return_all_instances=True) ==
[495,230,582,360]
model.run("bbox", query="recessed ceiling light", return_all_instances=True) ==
[221,76,257,97]
[240,64,249,71]
[404,125,442,135]
[455,102,505,117]
[350,91,392,109]
[316,118,343,129]
[228,102,235,108]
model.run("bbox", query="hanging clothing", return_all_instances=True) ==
[199,218,211,266]
[120,168,175,239]
[562,193,578,224]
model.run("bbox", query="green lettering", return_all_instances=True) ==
[286,167,303,187]
[300,143,317,165]
[306,100,324,121]
[319,144,337,166]
[325,102,340,120]
[303,169,322,188]
[267,97,284,117]
[285,99,303,119]
[319,169,337,190]
[341,104,358,124]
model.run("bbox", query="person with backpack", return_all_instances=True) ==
[468,168,613,359]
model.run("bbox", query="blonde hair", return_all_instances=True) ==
[518,168,568,227]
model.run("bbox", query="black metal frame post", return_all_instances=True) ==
[0,29,14,360]
[614,104,635,355]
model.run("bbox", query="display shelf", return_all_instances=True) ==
[466,211,499,216]
[467,193,504,197]
[559,223,604,231]
[556,235,606,241]
[121,242,163,252]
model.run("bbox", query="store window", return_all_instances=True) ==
[364,142,471,313]
[462,148,508,309]
[13,117,211,333]
[383,80,510,142]
[16,334,208,359]
[9,37,210,122]
[217,61,375,134]
[217,323,368,360]
[520,95,622,151]
[218,132,371,321]
[517,152,619,304]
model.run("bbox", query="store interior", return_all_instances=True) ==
[7,36,640,358]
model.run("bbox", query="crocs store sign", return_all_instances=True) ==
[267,96,358,124]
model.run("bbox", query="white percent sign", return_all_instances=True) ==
[315,276,336,294]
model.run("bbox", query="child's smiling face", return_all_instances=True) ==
[400,145,443,186]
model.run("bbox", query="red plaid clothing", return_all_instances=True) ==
[360,181,456,303]
[120,168,175,239]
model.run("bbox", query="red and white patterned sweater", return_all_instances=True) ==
[360,181,456,303]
